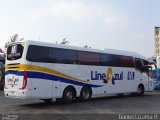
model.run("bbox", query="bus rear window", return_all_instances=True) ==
[7,44,24,60]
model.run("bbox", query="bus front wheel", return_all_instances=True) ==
[80,86,92,102]
[137,84,144,96]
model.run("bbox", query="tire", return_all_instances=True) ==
[62,87,75,104]
[137,85,144,96]
[80,87,92,102]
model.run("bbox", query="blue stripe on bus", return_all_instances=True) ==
[5,70,23,76]
[5,70,102,88]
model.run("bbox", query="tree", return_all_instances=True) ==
[4,34,24,50]
[84,45,91,48]
[60,38,70,44]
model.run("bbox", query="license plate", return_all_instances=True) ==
[8,91,15,95]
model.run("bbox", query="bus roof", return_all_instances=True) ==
[25,40,148,61]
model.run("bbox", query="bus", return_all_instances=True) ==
[0,53,5,89]
[4,40,154,103]
[151,57,160,90]
[153,70,160,90]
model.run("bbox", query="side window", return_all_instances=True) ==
[101,54,120,67]
[49,48,77,64]
[26,45,49,62]
[119,56,134,67]
[134,58,143,72]
[142,60,154,77]
[77,51,100,65]
[143,60,150,66]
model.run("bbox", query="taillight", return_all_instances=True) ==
[19,70,27,90]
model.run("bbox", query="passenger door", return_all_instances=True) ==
[135,58,153,91]
[134,58,148,89]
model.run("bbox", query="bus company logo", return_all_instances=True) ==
[11,45,17,54]
[91,68,135,85]
[7,76,19,85]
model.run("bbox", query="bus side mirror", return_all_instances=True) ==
[142,65,151,69]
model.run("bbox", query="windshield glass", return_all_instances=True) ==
[7,44,24,60]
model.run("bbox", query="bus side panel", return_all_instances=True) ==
[31,78,53,99]
[101,68,137,95]
[52,81,62,98]
[30,63,53,99]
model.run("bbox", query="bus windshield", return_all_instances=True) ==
[7,44,24,60]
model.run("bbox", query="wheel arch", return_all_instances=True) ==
[138,83,145,91]
[137,83,145,96]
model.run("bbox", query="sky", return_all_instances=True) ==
[0,0,159,57]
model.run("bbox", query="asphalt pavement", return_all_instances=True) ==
[0,90,160,120]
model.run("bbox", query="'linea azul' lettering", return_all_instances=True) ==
[91,71,106,80]
[112,71,123,85]
[127,71,135,80]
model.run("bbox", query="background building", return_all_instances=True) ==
[155,27,160,56]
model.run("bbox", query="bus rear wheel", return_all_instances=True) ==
[80,87,92,102]
[62,87,76,104]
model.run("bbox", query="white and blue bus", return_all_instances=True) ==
[151,57,160,89]
[4,40,154,103]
